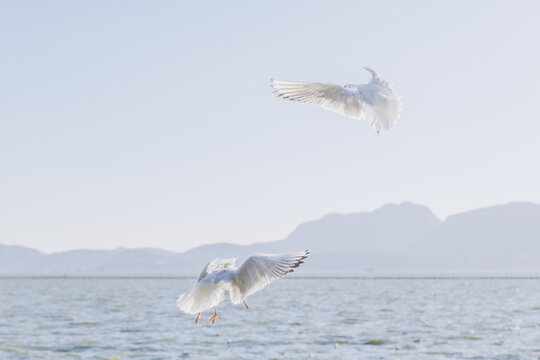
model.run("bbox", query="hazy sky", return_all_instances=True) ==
[1,1,539,253]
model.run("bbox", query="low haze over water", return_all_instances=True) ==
[2,276,540,359]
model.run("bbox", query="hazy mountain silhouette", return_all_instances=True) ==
[0,243,44,273]
[2,202,540,274]
[406,202,540,271]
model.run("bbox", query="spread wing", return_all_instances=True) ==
[197,257,237,283]
[272,68,402,134]
[229,251,309,303]
[271,80,368,120]
[362,67,403,133]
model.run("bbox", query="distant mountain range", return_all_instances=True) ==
[2,202,540,274]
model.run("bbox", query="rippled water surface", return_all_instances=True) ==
[1,276,540,359]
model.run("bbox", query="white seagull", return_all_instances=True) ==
[271,67,402,134]
[177,250,309,324]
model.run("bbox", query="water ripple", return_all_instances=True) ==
[2,277,540,359]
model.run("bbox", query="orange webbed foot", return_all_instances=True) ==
[209,306,217,325]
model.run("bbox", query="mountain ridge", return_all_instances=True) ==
[2,202,540,274]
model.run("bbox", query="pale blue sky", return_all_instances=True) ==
[1,1,539,253]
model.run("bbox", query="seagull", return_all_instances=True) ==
[176,250,309,324]
[271,67,402,134]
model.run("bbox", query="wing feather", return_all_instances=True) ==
[271,80,367,120]
[197,257,237,283]
[229,250,309,303]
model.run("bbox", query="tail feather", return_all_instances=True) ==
[177,280,228,314]
[176,288,200,315]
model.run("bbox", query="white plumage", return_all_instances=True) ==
[177,251,309,324]
[271,67,402,134]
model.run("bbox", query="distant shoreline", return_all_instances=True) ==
[3,272,540,280]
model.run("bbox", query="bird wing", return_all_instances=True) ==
[229,250,309,304]
[364,66,392,88]
[362,67,403,133]
[197,257,238,283]
[364,88,402,133]
[271,80,368,120]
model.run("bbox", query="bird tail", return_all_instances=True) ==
[177,281,228,315]
[176,288,201,315]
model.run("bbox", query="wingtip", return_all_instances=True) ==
[363,66,376,77]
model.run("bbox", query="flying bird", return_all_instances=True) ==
[271,67,402,134]
[177,251,309,324]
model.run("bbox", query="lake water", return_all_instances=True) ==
[1,276,540,359]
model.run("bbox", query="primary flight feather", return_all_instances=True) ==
[271,67,402,134]
[177,250,309,324]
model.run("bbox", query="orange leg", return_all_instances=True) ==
[209,307,217,324]
[194,313,201,324]
[243,300,249,310]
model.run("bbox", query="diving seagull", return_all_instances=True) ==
[177,251,309,324]
[271,67,402,134]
